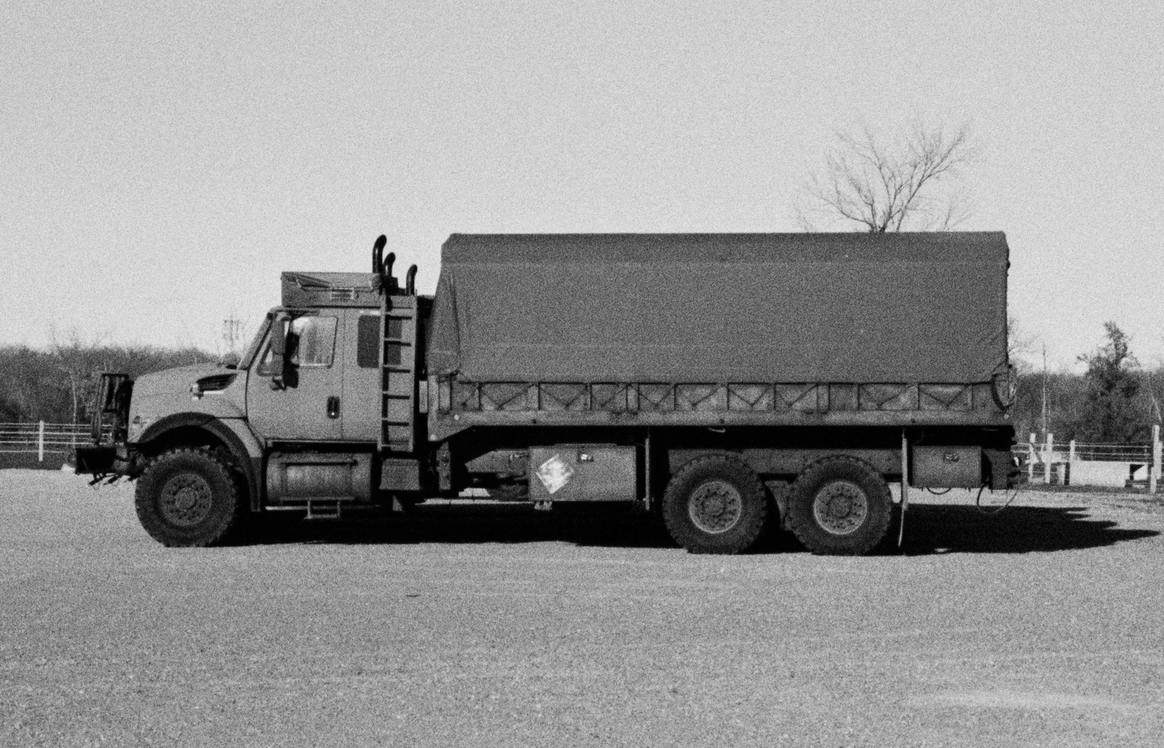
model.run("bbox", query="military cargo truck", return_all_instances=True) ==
[76,232,1016,555]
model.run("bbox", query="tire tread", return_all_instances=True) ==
[662,454,767,555]
[787,455,892,556]
[134,447,242,547]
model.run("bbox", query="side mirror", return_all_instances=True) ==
[269,314,290,390]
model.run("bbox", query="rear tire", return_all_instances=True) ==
[135,448,243,547]
[662,455,767,554]
[787,456,891,555]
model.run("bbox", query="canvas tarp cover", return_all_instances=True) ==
[427,233,1009,384]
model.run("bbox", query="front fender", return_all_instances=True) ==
[137,414,265,511]
[136,412,215,443]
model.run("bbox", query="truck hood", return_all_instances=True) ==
[128,364,247,441]
[136,363,222,389]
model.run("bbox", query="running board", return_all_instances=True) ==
[305,500,343,520]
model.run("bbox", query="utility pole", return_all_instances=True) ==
[1041,344,1049,440]
[1148,368,1162,425]
[222,315,242,354]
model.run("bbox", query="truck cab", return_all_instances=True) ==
[78,240,428,545]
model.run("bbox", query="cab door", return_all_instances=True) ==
[247,312,343,441]
[340,309,381,441]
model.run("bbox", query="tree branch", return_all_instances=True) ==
[799,120,975,233]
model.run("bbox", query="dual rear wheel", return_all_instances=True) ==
[662,454,891,555]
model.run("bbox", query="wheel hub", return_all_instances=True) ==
[688,480,743,534]
[812,480,869,536]
[160,473,213,527]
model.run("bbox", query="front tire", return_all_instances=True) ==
[787,456,891,555]
[662,455,767,554]
[135,448,243,547]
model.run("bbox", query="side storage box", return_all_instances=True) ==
[529,445,637,502]
[911,446,983,488]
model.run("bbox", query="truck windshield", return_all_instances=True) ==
[238,314,273,370]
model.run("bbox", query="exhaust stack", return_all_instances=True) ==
[372,235,387,275]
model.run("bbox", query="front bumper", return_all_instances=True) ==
[74,445,118,475]
[74,443,137,478]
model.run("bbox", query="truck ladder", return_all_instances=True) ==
[379,292,418,453]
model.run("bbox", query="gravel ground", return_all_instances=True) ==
[2,470,1163,747]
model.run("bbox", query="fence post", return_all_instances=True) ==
[1044,432,1054,485]
[1028,433,1036,482]
[1152,424,1161,495]
[38,420,45,462]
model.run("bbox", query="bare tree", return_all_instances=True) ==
[49,327,106,424]
[799,120,976,232]
[1146,367,1163,425]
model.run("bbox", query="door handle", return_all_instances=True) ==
[327,396,340,419]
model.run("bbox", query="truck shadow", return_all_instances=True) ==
[250,503,673,549]
[886,503,1160,555]
[247,501,1160,555]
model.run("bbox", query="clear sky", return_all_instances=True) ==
[3,1,1161,369]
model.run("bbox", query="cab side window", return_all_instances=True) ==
[357,314,379,369]
[288,316,337,367]
[255,315,337,375]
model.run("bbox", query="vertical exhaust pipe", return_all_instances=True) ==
[372,235,387,275]
[406,265,417,295]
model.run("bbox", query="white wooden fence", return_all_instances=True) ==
[0,422,91,464]
[6,421,1161,493]
[1026,425,1162,493]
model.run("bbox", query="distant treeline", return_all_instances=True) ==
[1013,368,1163,444]
[2,324,1162,445]
[0,344,215,424]
[1011,324,1162,444]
